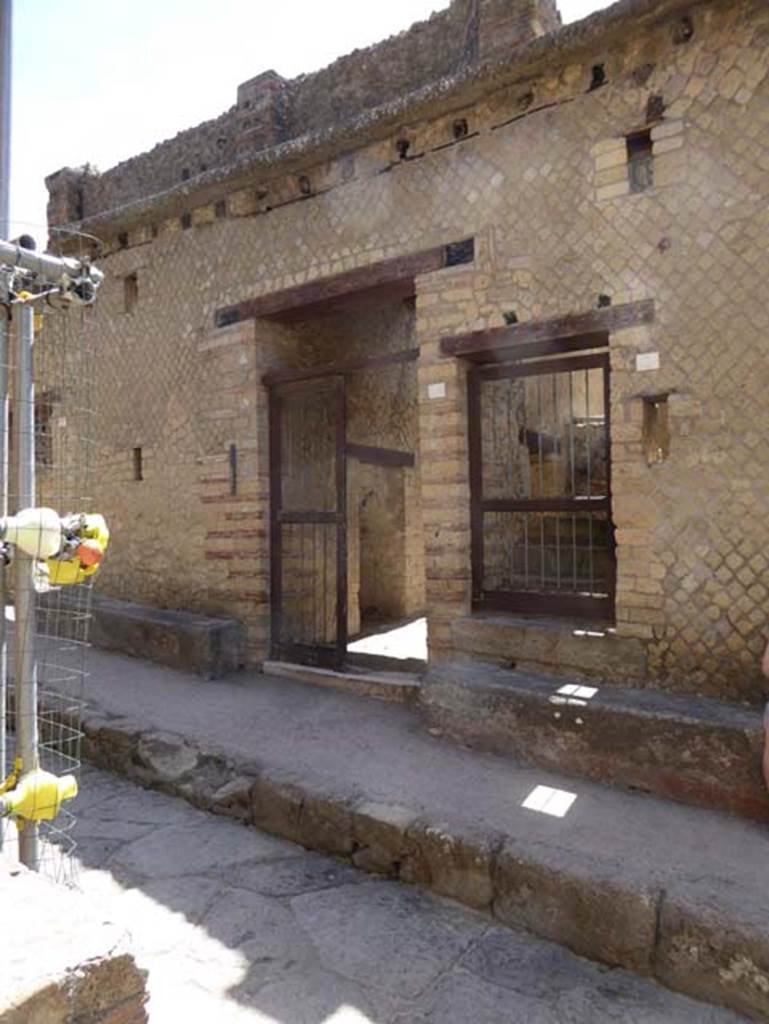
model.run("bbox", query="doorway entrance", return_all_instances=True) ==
[268,342,425,671]
[269,375,346,668]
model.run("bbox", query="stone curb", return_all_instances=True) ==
[79,709,769,1022]
[263,660,421,704]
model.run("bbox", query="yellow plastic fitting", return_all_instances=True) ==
[0,769,78,822]
[47,513,110,586]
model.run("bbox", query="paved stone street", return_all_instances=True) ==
[61,764,745,1024]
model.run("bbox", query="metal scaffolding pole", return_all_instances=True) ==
[0,282,7,853]
[14,302,38,869]
[0,233,102,869]
[0,0,10,240]
[0,0,10,853]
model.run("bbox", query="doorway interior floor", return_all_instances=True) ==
[347,616,427,663]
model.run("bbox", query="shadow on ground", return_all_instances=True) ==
[45,763,747,1024]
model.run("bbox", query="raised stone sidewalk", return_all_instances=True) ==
[61,647,769,1021]
[61,761,748,1023]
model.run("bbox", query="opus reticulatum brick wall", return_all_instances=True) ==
[46,0,769,704]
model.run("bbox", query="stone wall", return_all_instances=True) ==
[46,0,769,701]
[46,0,560,225]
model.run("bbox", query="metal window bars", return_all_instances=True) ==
[469,350,615,621]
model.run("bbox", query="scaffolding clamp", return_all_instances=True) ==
[0,756,21,796]
[0,768,78,823]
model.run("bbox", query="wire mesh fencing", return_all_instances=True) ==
[0,229,102,886]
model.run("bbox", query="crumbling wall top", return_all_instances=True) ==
[47,0,561,226]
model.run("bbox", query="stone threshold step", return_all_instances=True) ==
[451,613,647,683]
[421,662,769,823]
[264,659,421,704]
[65,653,769,1023]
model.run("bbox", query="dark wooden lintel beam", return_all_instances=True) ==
[441,300,655,361]
[346,443,415,468]
[217,246,449,328]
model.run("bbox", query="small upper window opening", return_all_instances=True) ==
[444,237,475,267]
[117,232,128,250]
[589,65,607,91]
[673,14,694,44]
[627,130,654,193]
[215,199,227,219]
[646,93,665,123]
[124,272,138,313]
[133,447,143,481]
[298,175,312,197]
[396,138,411,160]
[452,118,469,141]
[181,212,192,230]
[181,168,190,181]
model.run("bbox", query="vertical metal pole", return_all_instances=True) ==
[0,280,7,852]
[0,0,10,852]
[15,303,38,869]
[0,0,11,240]
[334,376,347,668]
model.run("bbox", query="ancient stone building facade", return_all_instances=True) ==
[46,0,769,706]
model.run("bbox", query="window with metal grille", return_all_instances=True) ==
[468,346,616,620]
[34,395,55,468]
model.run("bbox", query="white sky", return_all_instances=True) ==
[9,0,611,238]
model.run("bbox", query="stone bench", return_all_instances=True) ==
[85,594,243,679]
[421,661,769,823]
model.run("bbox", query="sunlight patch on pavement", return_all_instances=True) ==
[521,785,577,818]
[324,1007,375,1023]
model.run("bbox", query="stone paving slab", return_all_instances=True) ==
[54,648,769,1019]
[65,763,747,1024]
[0,852,147,1023]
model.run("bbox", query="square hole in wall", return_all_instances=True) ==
[444,237,475,267]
